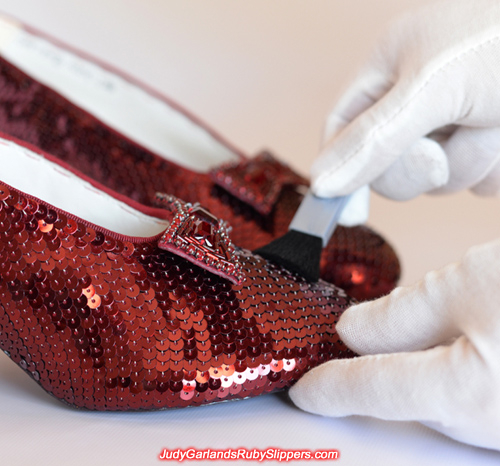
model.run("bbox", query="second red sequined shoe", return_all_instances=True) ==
[0,14,400,301]
[0,133,355,410]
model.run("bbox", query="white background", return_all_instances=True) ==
[0,1,499,465]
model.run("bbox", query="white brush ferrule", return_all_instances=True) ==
[288,191,351,247]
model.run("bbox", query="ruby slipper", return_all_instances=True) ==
[0,14,400,300]
[0,133,355,410]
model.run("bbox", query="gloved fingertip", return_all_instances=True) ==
[310,171,354,199]
[288,363,336,415]
[335,303,374,353]
[337,185,370,226]
[335,291,419,355]
[288,378,314,413]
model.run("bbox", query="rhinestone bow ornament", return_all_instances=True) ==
[156,194,245,284]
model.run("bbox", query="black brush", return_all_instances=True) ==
[255,191,351,281]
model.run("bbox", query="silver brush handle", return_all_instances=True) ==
[288,191,352,247]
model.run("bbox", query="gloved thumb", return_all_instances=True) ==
[337,262,463,355]
[336,185,370,226]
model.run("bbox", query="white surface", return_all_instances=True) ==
[0,1,499,465]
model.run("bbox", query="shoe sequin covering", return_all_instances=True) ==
[0,184,355,410]
[0,56,400,301]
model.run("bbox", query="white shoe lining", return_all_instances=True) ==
[0,139,169,238]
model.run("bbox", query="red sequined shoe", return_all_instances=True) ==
[0,134,355,410]
[0,15,400,300]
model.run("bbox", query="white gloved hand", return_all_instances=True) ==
[313,0,500,225]
[289,239,500,450]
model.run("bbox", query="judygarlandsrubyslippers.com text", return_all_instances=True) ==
[158,447,340,462]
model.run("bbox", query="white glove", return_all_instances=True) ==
[313,0,500,225]
[289,239,500,450]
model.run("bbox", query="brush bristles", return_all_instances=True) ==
[254,230,322,282]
